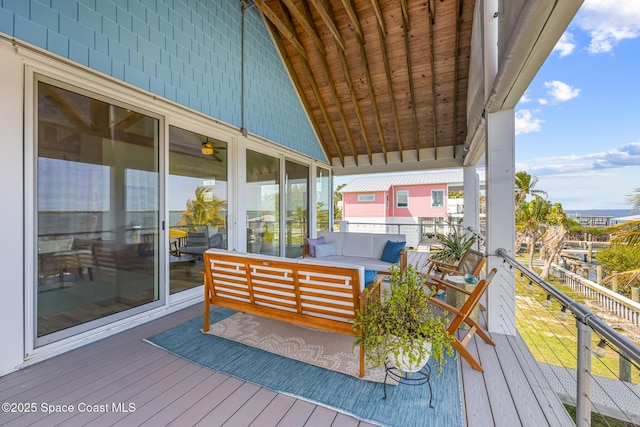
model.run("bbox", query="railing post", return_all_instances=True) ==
[596,264,602,285]
[619,351,631,383]
[576,321,592,427]
[632,287,639,303]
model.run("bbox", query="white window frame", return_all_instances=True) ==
[431,189,445,208]
[357,194,376,202]
[396,190,409,208]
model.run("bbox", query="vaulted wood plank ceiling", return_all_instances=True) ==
[255,0,475,171]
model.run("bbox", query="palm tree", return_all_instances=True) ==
[516,196,551,269]
[515,171,548,204]
[178,186,228,230]
[333,183,346,221]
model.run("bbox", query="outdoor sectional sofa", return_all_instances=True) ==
[202,248,382,378]
[303,231,408,274]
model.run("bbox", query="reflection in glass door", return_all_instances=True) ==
[285,161,308,258]
[168,126,228,294]
[316,167,331,233]
[36,80,160,345]
[246,150,280,256]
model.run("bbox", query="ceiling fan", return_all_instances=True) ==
[201,139,226,162]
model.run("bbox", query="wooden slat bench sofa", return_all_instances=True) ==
[203,249,381,378]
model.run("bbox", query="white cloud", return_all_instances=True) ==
[578,0,640,53]
[515,110,543,135]
[543,80,580,102]
[553,32,577,57]
[517,141,640,176]
[538,98,548,105]
[519,92,532,103]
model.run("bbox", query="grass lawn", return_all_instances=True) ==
[515,270,640,384]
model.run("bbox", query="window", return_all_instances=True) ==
[168,126,228,294]
[316,167,331,233]
[431,189,445,208]
[396,190,409,208]
[357,194,375,202]
[36,79,160,344]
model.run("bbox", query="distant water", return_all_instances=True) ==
[566,209,635,219]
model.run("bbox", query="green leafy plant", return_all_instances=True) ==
[431,230,476,264]
[353,264,455,374]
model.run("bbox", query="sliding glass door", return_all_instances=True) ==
[35,79,160,345]
[285,161,308,258]
[168,126,228,294]
[246,150,280,256]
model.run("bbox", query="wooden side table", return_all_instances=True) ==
[444,275,479,328]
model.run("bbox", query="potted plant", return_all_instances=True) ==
[353,264,455,374]
[431,229,476,264]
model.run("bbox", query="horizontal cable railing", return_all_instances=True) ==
[496,248,640,427]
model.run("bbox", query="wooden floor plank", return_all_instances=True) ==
[474,334,522,427]
[0,302,574,427]
[491,334,549,426]
[503,334,574,427]
[165,377,245,426]
[331,413,361,427]
[276,399,316,426]
[460,334,495,427]
[249,393,297,426]
[221,387,279,427]
[304,405,338,426]
[194,382,263,426]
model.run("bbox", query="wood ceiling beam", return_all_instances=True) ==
[347,0,388,162]
[296,0,359,163]
[338,0,363,41]
[280,0,324,52]
[265,10,345,165]
[308,0,346,51]
[369,0,386,33]
[323,0,374,164]
[253,0,309,61]
[401,4,419,160]
[427,0,438,158]
[373,1,405,162]
[113,112,146,131]
[452,0,461,156]
[41,84,90,131]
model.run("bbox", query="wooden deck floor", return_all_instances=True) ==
[0,303,574,426]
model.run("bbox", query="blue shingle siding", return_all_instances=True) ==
[1,0,325,162]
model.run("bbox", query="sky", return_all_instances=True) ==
[336,0,640,212]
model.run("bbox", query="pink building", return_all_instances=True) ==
[339,171,485,227]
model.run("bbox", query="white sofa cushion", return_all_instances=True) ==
[341,233,374,258]
[318,231,345,255]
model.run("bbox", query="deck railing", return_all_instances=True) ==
[551,263,640,326]
[495,248,640,427]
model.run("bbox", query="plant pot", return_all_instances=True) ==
[387,340,432,373]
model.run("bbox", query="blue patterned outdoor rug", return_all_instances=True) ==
[145,307,464,427]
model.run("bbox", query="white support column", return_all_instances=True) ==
[463,166,480,245]
[486,109,517,336]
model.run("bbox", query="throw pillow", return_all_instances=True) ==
[364,269,377,284]
[380,240,406,263]
[315,242,337,258]
[306,236,326,257]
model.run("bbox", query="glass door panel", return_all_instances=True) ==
[246,150,280,256]
[36,80,160,344]
[285,161,308,258]
[316,167,331,233]
[168,126,228,294]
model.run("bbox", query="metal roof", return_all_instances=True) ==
[339,170,486,193]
